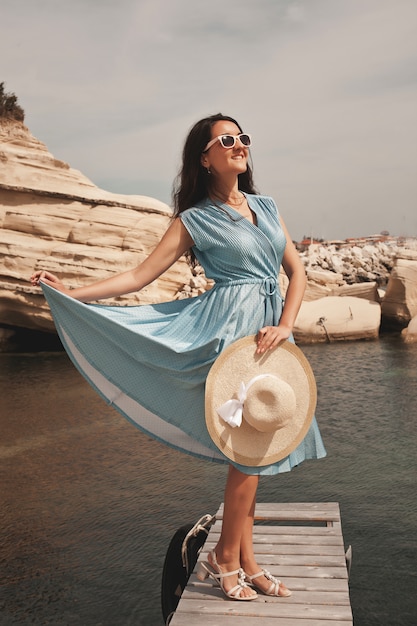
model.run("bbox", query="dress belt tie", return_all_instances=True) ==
[262,276,277,296]
[214,276,282,324]
[215,276,280,297]
[262,276,281,326]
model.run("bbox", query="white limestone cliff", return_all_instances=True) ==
[0,120,201,333]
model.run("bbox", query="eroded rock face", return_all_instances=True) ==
[304,270,380,303]
[0,120,195,332]
[381,251,417,329]
[401,315,417,343]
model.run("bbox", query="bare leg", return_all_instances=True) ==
[239,488,291,597]
[213,464,291,597]
[211,465,258,598]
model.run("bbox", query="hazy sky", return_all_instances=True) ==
[1,0,416,240]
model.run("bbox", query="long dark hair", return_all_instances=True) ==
[172,113,258,265]
[172,113,257,217]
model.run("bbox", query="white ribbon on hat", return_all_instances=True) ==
[216,374,279,428]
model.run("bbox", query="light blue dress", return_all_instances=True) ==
[42,193,326,475]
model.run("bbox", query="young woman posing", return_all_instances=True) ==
[32,113,325,600]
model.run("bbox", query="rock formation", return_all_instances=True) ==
[381,250,417,329]
[299,241,399,286]
[294,296,381,343]
[293,242,417,340]
[0,120,201,333]
[401,315,417,343]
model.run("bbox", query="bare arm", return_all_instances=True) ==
[277,219,307,332]
[31,218,194,303]
[257,217,306,353]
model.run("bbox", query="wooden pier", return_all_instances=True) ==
[169,502,353,625]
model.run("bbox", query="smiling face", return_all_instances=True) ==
[201,120,249,180]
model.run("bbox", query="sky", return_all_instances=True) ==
[1,0,416,241]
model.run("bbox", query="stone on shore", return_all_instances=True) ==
[381,250,417,329]
[300,241,399,286]
[401,315,417,343]
[293,296,381,343]
[304,269,380,302]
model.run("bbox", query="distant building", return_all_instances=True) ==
[295,233,402,251]
[296,237,323,251]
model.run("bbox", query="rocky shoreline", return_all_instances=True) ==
[1,119,417,349]
[301,239,403,286]
[301,240,417,342]
[176,238,417,343]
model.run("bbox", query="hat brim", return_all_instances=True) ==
[205,336,317,467]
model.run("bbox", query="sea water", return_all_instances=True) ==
[1,337,416,625]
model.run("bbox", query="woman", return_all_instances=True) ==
[31,113,326,601]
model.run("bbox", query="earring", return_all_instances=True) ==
[207,167,211,175]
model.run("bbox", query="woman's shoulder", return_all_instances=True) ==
[246,193,279,214]
[179,198,218,231]
[179,200,223,250]
[181,198,219,221]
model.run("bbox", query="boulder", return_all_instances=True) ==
[293,296,381,343]
[280,267,380,303]
[401,315,417,343]
[381,250,417,329]
[337,282,380,302]
[306,268,345,286]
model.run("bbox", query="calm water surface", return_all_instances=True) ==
[1,337,416,625]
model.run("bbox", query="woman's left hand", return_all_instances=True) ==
[256,324,291,354]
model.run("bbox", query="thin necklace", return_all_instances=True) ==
[211,191,246,207]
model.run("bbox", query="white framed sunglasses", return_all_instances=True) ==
[203,133,252,152]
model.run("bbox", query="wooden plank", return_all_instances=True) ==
[171,616,350,626]
[187,574,350,593]
[216,502,342,523]
[206,538,340,557]
[248,502,340,511]
[187,574,349,593]
[225,565,348,579]
[172,598,353,621]
[205,540,345,556]
[209,528,345,542]
[183,586,351,606]
[191,564,348,581]
[237,554,346,567]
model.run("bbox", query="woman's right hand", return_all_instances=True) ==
[30,270,70,295]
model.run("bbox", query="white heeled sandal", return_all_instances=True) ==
[196,550,257,601]
[245,568,292,597]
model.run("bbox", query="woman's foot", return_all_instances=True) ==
[244,567,292,597]
[197,550,257,600]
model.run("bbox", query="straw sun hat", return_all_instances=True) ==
[205,336,317,467]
